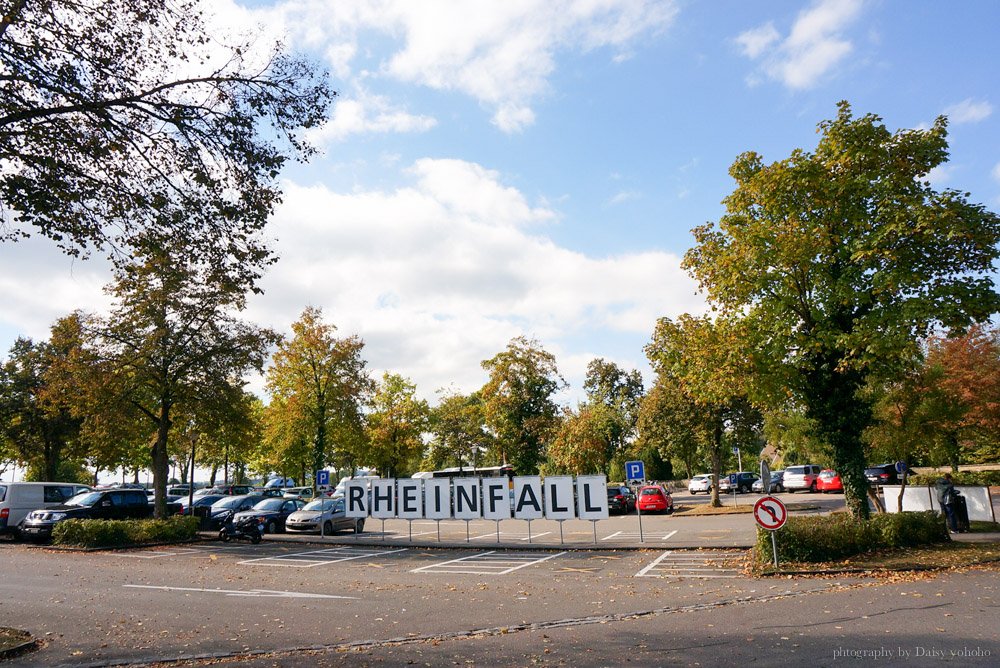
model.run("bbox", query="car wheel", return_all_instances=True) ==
[809,482,817,493]
[219,530,230,542]
[250,532,261,545]
[323,521,334,534]
[665,507,674,515]
[355,519,365,534]
[266,520,277,534]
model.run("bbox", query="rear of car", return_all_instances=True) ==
[688,474,713,494]
[816,470,843,493]
[636,486,673,514]
[606,485,634,514]
[719,472,758,493]
[865,464,899,487]
[783,465,822,493]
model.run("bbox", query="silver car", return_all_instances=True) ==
[284,497,364,535]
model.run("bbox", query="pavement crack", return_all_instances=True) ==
[755,601,952,629]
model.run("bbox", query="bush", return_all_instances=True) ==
[52,516,200,548]
[756,511,949,564]
[908,471,1000,487]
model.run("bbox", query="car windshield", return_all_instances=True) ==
[304,499,337,511]
[253,498,286,511]
[193,495,224,506]
[66,491,103,506]
[641,488,662,496]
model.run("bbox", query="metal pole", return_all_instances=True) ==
[559,521,564,545]
[592,521,598,545]
[409,520,412,542]
[527,519,532,544]
[496,520,500,543]
[637,502,644,543]
[770,531,779,569]
[381,519,385,541]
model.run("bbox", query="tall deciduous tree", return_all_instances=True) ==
[635,376,706,481]
[1,0,333,279]
[683,102,1000,519]
[480,336,564,475]
[88,246,276,517]
[548,403,619,475]
[266,307,371,481]
[426,391,493,471]
[646,315,762,507]
[0,315,86,480]
[366,373,429,478]
[582,359,643,468]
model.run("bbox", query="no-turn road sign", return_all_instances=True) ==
[753,495,787,531]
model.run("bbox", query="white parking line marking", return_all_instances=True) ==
[601,531,623,541]
[238,547,408,568]
[123,585,356,599]
[518,532,552,541]
[117,548,200,559]
[635,550,744,579]
[387,531,439,540]
[410,551,567,575]
[661,530,678,541]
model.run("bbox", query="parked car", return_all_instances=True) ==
[865,464,900,487]
[719,472,759,494]
[816,469,843,493]
[783,465,822,493]
[606,485,636,514]
[263,477,296,489]
[285,497,364,535]
[206,494,265,530]
[177,494,226,516]
[282,487,317,502]
[20,488,155,541]
[167,485,191,496]
[232,497,306,534]
[636,485,673,514]
[0,482,92,539]
[254,487,287,498]
[203,484,253,496]
[688,474,714,495]
[752,470,785,494]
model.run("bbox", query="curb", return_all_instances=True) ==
[0,629,37,660]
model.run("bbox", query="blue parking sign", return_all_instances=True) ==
[625,461,645,482]
[316,470,330,487]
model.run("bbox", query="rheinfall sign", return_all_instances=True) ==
[344,475,609,521]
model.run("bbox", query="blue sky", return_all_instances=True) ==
[2,0,999,406]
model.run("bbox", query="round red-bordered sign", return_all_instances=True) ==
[753,496,787,531]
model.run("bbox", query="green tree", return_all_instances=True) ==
[266,307,372,481]
[480,336,565,475]
[635,377,706,480]
[582,359,643,470]
[0,315,87,481]
[1,0,333,281]
[683,102,1000,518]
[426,391,493,471]
[646,315,762,507]
[365,373,430,478]
[547,403,619,475]
[87,246,276,517]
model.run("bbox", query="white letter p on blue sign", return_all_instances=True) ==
[625,461,644,481]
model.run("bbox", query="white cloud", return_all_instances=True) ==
[992,162,1000,183]
[735,0,864,90]
[943,98,993,125]
[924,164,954,186]
[249,158,701,399]
[312,90,437,143]
[735,22,779,59]
[259,0,677,134]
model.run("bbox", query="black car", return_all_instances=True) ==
[206,494,265,530]
[177,494,226,516]
[606,485,636,514]
[865,464,900,486]
[20,489,153,541]
[232,497,306,534]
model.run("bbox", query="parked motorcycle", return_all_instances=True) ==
[218,512,263,544]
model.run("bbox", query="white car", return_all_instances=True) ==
[688,474,714,494]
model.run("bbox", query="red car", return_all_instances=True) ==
[636,485,673,514]
[816,469,843,493]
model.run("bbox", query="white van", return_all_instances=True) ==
[0,482,92,538]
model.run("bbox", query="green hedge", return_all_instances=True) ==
[908,471,1000,487]
[52,516,200,548]
[755,511,949,564]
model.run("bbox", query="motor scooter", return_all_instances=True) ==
[218,513,263,544]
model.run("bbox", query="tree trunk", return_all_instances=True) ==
[151,403,172,519]
[804,358,871,520]
[709,421,722,508]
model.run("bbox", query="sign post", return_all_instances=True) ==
[753,495,787,568]
[625,461,645,543]
[760,461,771,494]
